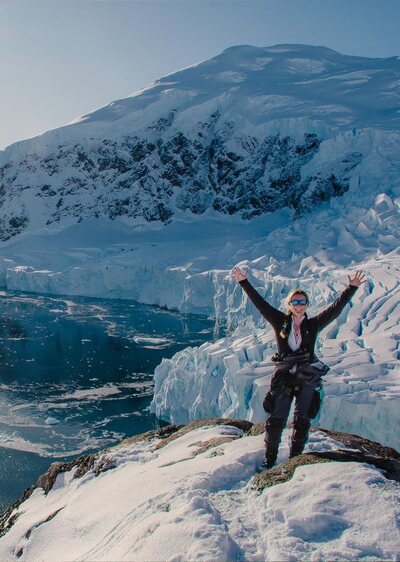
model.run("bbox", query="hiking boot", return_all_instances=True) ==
[256,447,278,472]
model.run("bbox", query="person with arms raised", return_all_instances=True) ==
[232,266,366,469]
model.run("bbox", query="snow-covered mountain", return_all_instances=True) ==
[0,44,399,241]
[0,419,399,561]
[0,44,399,306]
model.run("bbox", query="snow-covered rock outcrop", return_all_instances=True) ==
[0,419,399,561]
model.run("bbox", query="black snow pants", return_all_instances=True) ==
[263,355,327,463]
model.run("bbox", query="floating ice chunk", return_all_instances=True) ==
[61,385,121,400]
[133,336,173,347]
[45,417,59,425]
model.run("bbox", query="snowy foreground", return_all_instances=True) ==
[0,419,399,562]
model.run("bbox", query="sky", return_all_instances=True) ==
[1,0,400,150]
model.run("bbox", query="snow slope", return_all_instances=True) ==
[0,420,399,561]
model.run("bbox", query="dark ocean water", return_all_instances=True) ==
[0,290,216,512]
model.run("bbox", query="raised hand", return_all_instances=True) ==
[348,270,366,287]
[232,266,248,283]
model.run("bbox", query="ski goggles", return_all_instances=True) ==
[290,299,308,306]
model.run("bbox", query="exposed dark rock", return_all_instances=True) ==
[31,453,105,495]
[190,435,241,456]
[37,184,57,197]
[113,424,184,450]
[154,418,254,450]
[252,453,333,491]
[0,214,29,241]
[293,151,362,216]
[251,426,400,492]
[247,421,265,436]
[251,449,400,492]
[0,511,21,541]
[313,426,400,460]
[0,124,356,239]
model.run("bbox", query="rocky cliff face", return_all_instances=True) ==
[0,124,363,241]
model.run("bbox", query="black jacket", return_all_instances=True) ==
[239,278,358,358]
